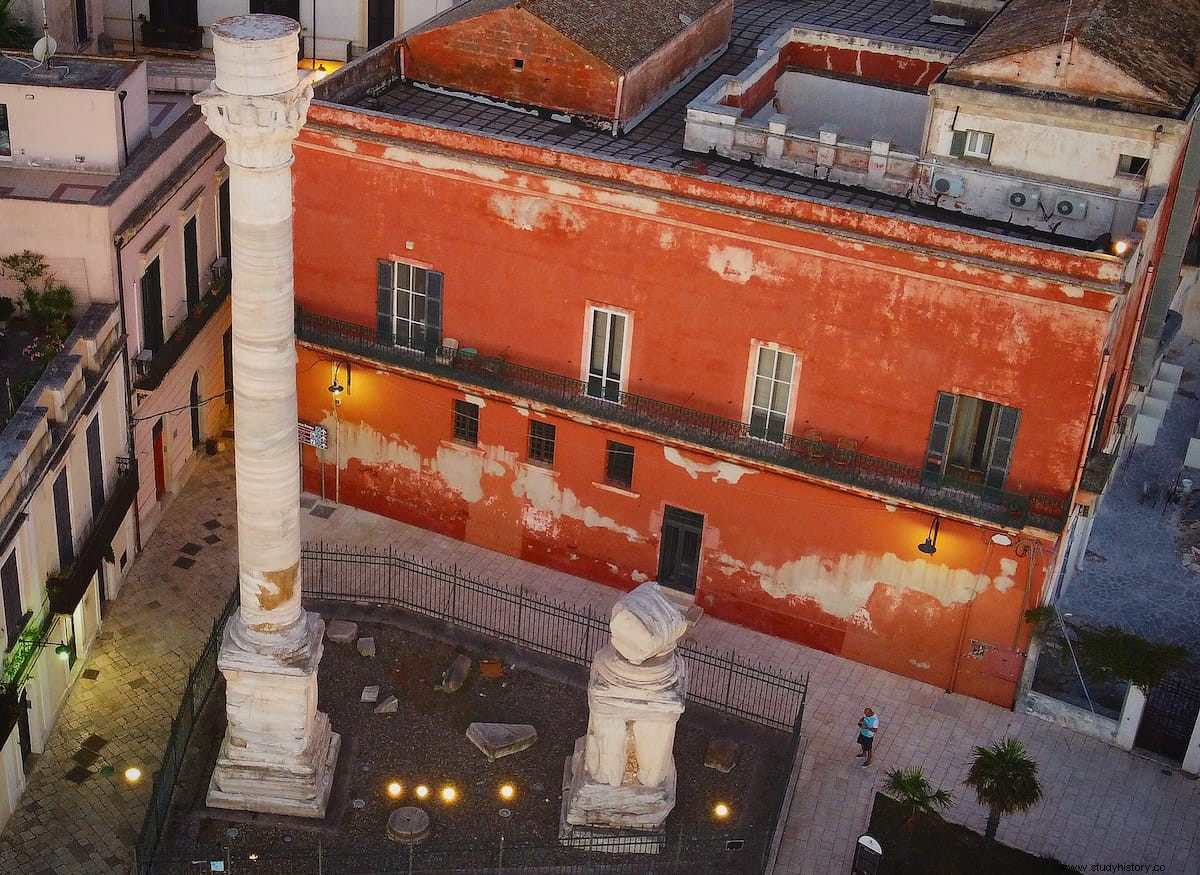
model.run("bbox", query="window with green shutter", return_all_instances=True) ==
[923,391,1019,493]
[377,259,443,353]
[949,129,992,160]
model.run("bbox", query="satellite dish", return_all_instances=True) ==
[32,35,57,63]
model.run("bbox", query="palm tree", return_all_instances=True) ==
[882,767,954,862]
[964,737,1043,840]
[0,0,34,50]
[884,767,955,827]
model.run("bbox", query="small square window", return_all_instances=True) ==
[528,420,556,465]
[605,441,634,489]
[453,400,479,445]
[1117,154,1149,177]
[950,128,993,161]
[512,58,524,70]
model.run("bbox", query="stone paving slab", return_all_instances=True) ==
[2,448,1198,873]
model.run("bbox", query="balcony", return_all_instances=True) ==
[133,279,230,393]
[296,309,1070,533]
[0,600,53,744]
[47,457,138,616]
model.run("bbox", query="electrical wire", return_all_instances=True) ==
[130,390,229,422]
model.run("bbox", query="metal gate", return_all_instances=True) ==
[1135,666,1200,762]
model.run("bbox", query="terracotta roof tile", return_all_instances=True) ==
[404,0,725,72]
[950,0,1200,112]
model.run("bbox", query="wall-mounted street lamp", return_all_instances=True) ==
[30,640,73,659]
[918,517,941,555]
[327,361,351,405]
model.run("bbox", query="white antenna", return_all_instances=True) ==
[1058,0,1075,56]
[32,0,56,68]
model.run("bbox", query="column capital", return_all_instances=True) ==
[195,80,313,170]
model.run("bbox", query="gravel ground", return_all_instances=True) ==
[156,603,790,873]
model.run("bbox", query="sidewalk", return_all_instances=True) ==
[0,450,1196,873]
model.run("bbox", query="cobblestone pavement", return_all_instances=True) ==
[1061,335,1200,652]
[2,449,1198,873]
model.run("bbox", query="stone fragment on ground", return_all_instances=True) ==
[326,620,358,644]
[440,654,471,692]
[386,806,430,844]
[357,637,376,657]
[361,685,379,703]
[466,722,538,761]
[374,695,398,714]
[704,738,739,773]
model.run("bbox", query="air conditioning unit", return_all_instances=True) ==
[1006,187,1040,211]
[931,172,965,197]
[133,348,154,379]
[1054,197,1088,219]
[210,256,230,285]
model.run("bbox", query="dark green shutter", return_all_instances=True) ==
[376,260,394,345]
[950,130,966,157]
[983,405,1020,495]
[425,270,443,353]
[923,391,957,486]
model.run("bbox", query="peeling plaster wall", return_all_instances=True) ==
[292,121,1096,707]
[297,349,1049,706]
[294,132,1113,500]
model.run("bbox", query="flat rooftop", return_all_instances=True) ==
[0,92,197,205]
[0,53,137,89]
[320,0,1103,251]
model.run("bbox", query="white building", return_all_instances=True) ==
[0,49,230,828]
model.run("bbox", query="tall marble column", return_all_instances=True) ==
[194,14,339,818]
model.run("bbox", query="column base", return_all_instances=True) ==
[206,611,341,818]
[562,736,676,831]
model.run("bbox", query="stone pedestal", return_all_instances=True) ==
[561,583,687,840]
[207,614,341,816]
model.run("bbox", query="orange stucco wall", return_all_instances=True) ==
[292,120,1115,706]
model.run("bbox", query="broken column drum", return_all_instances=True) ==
[564,582,688,831]
[194,14,340,818]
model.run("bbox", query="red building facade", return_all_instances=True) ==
[288,0,1184,707]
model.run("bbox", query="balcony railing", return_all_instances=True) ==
[296,309,1069,532]
[134,280,231,393]
[48,456,138,616]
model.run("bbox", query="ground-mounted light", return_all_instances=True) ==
[440,785,457,803]
[499,783,515,801]
[713,802,730,819]
[248,853,259,861]
[124,767,142,783]
[415,784,430,800]
[387,781,403,798]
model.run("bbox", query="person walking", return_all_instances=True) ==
[856,707,880,766]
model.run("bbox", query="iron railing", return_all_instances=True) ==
[137,549,808,874]
[134,587,239,875]
[301,543,807,732]
[296,308,1069,532]
[48,456,138,616]
[134,279,230,392]
[145,831,772,874]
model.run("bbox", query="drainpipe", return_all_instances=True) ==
[113,234,143,554]
[613,74,625,137]
[947,540,993,694]
[117,90,129,168]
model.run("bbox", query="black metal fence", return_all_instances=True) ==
[134,588,239,875]
[136,548,808,874]
[301,543,807,733]
[144,832,769,874]
[297,308,1069,532]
